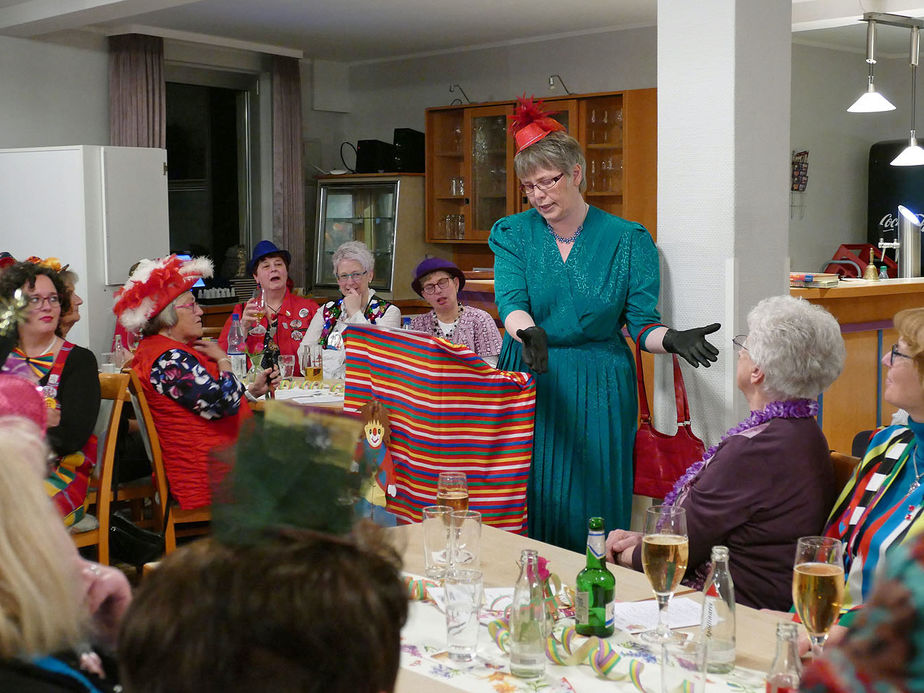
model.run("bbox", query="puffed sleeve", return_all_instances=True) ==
[489,216,531,322]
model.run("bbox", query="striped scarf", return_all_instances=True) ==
[343,325,536,531]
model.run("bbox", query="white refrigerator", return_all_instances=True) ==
[0,145,170,357]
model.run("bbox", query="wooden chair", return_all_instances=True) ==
[831,451,862,494]
[71,372,129,564]
[127,369,211,554]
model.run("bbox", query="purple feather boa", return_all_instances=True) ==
[662,399,818,509]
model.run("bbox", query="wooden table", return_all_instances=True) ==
[391,523,783,692]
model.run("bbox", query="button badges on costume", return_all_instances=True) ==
[290,319,302,328]
[299,308,310,318]
[282,322,288,330]
[291,330,303,341]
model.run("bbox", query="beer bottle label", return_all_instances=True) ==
[605,600,615,628]
[575,589,590,623]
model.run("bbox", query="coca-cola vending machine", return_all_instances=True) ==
[868,139,924,268]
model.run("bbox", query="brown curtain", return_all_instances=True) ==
[109,34,166,148]
[272,56,306,286]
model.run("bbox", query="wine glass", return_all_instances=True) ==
[436,472,468,512]
[249,286,266,336]
[792,536,844,659]
[639,505,688,644]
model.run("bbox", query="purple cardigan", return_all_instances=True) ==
[409,306,502,358]
[632,416,835,610]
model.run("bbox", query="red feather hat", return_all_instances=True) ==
[509,95,567,153]
[113,254,213,333]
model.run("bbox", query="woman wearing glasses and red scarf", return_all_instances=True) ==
[0,260,100,527]
[490,98,721,552]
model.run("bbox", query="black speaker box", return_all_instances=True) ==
[356,139,395,173]
[393,128,425,172]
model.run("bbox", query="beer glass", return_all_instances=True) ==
[422,505,452,578]
[436,472,468,511]
[278,355,295,383]
[792,536,844,658]
[443,569,483,662]
[640,505,688,644]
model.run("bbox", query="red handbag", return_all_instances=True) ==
[633,342,705,498]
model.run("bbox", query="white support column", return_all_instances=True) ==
[656,0,792,442]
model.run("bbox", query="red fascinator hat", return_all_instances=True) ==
[113,254,213,333]
[509,95,567,154]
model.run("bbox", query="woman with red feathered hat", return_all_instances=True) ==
[113,255,279,511]
[491,96,721,551]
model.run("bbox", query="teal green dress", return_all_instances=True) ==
[490,206,663,552]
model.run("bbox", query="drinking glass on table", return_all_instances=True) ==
[792,536,844,659]
[450,509,481,569]
[278,355,295,383]
[437,471,469,511]
[300,344,323,382]
[443,568,483,662]
[640,505,688,644]
[249,286,266,335]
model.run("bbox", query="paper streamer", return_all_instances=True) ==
[488,619,645,690]
[403,575,439,602]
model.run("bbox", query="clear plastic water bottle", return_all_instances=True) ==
[227,314,248,381]
[700,545,736,673]
[112,334,128,370]
[509,549,548,678]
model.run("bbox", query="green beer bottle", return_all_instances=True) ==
[575,516,615,637]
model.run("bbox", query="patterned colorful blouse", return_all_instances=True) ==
[149,348,245,420]
[408,305,502,359]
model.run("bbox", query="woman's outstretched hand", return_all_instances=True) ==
[662,323,721,368]
[516,326,548,374]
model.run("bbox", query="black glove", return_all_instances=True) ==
[516,326,548,374]
[662,322,720,368]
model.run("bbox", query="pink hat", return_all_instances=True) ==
[0,374,47,432]
[508,95,567,154]
[113,255,213,333]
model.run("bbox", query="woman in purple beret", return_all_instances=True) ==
[409,258,502,367]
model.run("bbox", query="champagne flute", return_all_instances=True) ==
[640,505,688,644]
[792,536,844,659]
[437,472,469,512]
[249,286,266,336]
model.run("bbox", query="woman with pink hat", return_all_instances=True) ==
[490,97,721,551]
[114,255,278,511]
[409,257,501,366]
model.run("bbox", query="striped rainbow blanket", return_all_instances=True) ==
[343,325,536,532]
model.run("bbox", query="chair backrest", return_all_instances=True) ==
[831,451,861,494]
[95,372,129,484]
[127,369,171,532]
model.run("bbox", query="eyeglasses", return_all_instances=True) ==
[26,294,60,307]
[732,335,748,353]
[519,173,565,195]
[174,300,199,311]
[422,277,454,295]
[336,271,368,282]
[889,343,913,366]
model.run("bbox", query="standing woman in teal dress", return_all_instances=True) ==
[490,97,720,551]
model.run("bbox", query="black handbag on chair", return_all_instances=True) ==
[109,512,165,567]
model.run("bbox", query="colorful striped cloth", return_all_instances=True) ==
[343,325,536,531]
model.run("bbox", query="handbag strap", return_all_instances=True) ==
[634,341,692,426]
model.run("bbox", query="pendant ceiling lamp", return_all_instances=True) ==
[891,26,924,166]
[847,19,896,112]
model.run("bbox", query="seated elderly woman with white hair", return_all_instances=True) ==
[298,241,401,376]
[606,295,846,611]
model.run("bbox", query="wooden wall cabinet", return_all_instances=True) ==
[425,88,657,266]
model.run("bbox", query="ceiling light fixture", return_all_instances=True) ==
[548,74,573,95]
[892,26,924,166]
[847,19,896,113]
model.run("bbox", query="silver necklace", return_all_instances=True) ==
[547,203,589,244]
[25,335,58,358]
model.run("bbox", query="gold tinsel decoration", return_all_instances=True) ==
[0,289,29,336]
